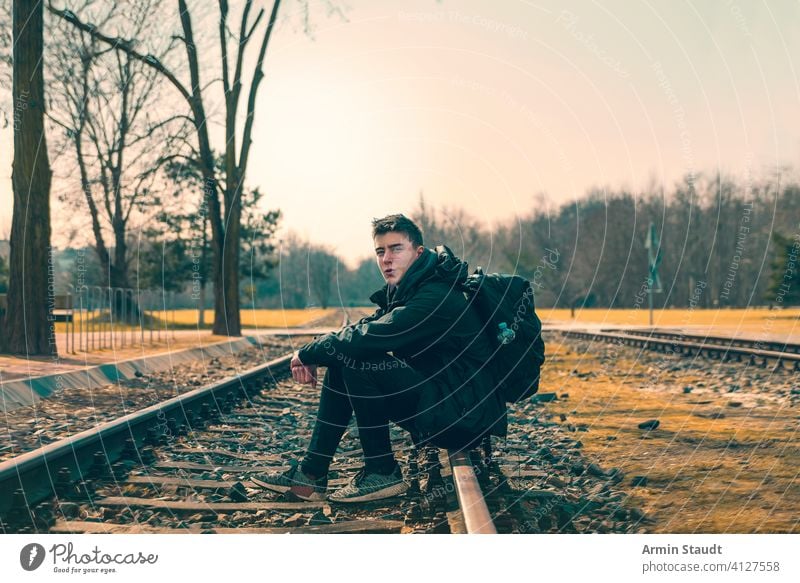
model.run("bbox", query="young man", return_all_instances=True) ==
[251,214,506,503]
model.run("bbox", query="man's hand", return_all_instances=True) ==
[290,351,317,389]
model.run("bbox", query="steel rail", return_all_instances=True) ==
[606,328,800,354]
[446,450,496,534]
[563,330,800,370]
[0,354,291,522]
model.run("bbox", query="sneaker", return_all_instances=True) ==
[329,466,409,503]
[250,461,327,501]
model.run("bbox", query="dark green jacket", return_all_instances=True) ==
[298,246,507,448]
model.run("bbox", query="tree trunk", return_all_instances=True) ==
[216,229,241,335]
[214,172,242,336]
[110,220,139,321]
[198,212,208,327]
[2,0,55,356]
[198,282,206,327]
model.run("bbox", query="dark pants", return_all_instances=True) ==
[300,356,431,476]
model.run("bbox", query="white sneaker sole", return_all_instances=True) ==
[329,481,410,503]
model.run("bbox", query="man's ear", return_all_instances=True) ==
[416,246,424,257]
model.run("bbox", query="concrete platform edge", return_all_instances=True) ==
[0,335,271,413]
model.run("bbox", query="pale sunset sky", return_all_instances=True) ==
[1,0,799,266]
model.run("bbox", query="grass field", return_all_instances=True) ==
[171,308,336,327]
[54,308,338,333]
[545,338,799,533]
[542,308,800,337]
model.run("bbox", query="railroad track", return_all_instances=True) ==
[607,328,800,354]
[562,328,800,371]
[2,311,649,535]
[0,350,502,534]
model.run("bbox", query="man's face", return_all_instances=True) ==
[374,231,423,286]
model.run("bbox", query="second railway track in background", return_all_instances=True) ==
[563,328,800,372]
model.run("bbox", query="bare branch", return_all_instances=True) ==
[244,8,265,40]
[232,0,256,110]
[48,2,193,104]
[219,0,231,97]
[238,0,281,177]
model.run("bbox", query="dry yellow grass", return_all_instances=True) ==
[171,308,336,327]
[543,335,799,533]
[542,308,800,338]
[54,308,337,332]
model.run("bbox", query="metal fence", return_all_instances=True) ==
[62,286,178,353]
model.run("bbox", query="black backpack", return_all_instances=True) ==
[435,245,544,403]
[461,267,546,403]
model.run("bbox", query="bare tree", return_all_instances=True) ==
[49,0,289,336]
[413,193,491,266]
[48,2,182,315]
[275,233,309,309]
[2,0,55,355]
[275,233,341,309]
[307,246,339,309]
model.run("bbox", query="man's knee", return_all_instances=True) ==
[339,358,407,399]
[345,356,414,377]
[339,362,373,397]
[338,356,397,381]
[318,365,349,397]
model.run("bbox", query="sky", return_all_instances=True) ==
[2,0,800,267]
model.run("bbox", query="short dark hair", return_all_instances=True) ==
[371,213,424,248]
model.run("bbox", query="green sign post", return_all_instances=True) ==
[644,222,663,326]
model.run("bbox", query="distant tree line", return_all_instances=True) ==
[412,173,800,309]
